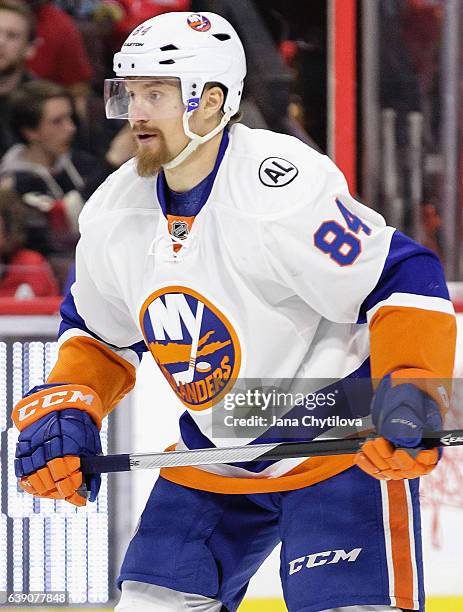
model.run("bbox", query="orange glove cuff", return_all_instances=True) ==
[12,384,103,432]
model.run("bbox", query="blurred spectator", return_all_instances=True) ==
[0,80,130,255]
[54,0,100,19]
[0,0,126,161]
[24,0,94,118]
[21,0,115,156]
[0,0,36,158]
[0,188,59,297]
[254,0,327,150]
[94,0,191,55]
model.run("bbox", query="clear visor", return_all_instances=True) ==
[104,77,185,120]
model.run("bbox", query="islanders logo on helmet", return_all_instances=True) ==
[187,13,211,32]
[140,286,241,410]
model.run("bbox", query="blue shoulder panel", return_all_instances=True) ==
[357,230,450,324]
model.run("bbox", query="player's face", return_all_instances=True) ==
[126,79,188,177]
[26,97,76,159]
[0,10,33,77]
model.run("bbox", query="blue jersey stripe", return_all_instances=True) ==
[357,231,450,324]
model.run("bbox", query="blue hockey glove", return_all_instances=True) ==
[13,384,103,506]
[355,375,442,480]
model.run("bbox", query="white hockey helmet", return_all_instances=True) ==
[106,11,246,168]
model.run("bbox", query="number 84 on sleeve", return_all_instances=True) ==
[314,198,372,266]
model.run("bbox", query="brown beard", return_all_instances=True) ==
[135,132,172,177]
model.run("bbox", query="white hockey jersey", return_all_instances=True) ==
[49,124,456,493]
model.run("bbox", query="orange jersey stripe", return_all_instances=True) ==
[160,448,355,494]
[386,480,416,609]
[47,336,136,415]
[369,305,456,380]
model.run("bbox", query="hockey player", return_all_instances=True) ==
[12,11,456,612]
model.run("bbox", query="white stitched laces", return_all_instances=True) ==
[148,232,197,263]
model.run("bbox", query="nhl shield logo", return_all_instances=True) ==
[140,287,241,410]
[171,220,189,240]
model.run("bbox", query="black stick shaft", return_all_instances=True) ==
[80,429,463,474]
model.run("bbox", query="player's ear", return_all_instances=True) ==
[200,85,224,120]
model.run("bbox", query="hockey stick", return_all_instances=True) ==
[80,429,463,474]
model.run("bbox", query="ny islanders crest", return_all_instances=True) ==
[140,286,241,410]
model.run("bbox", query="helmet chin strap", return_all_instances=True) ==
[162,109,231,170]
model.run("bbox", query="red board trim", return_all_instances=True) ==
[332,0,357,193]
[0,297,62,315]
